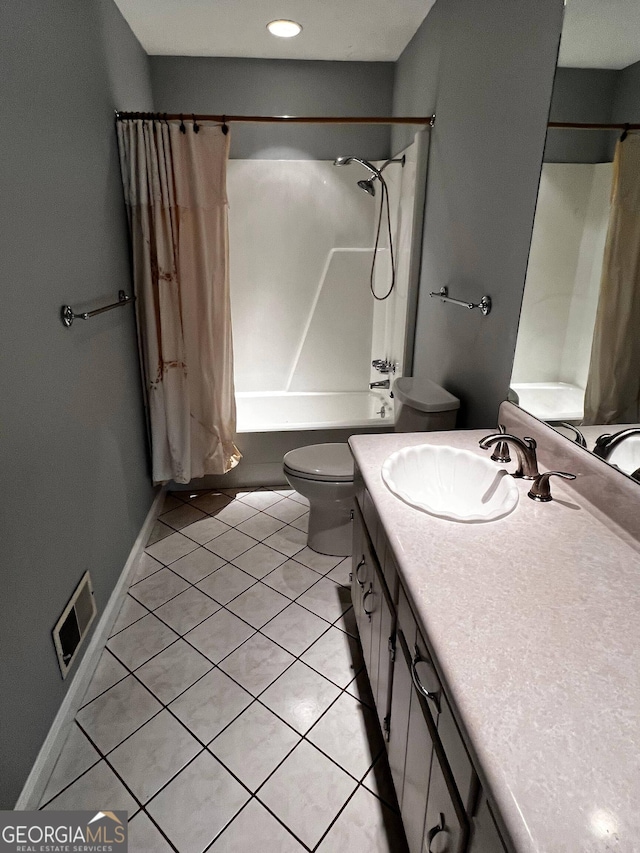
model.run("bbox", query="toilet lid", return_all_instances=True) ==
[283,443,354,482]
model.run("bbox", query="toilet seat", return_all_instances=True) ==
[283,443,354,482]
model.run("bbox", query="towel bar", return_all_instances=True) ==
[61,290,135,327]
[429,286,491,316]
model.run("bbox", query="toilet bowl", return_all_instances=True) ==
[283,443,355,557]
[282,378,460,556]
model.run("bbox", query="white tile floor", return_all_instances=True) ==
[40,487,407,853]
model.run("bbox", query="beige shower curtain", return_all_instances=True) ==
[583,133,640,425]
[117,119,241,483]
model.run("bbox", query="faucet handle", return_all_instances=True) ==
[528,470,576,502]
[372,358,396,374]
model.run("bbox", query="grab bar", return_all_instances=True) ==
[429,286,491,317]
[61,290,135,327]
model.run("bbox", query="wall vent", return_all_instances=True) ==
[53,571,97,679]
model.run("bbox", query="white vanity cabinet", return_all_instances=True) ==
[352,478,509,853]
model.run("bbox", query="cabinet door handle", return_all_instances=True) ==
[411,646,441,713]
[426,813,446,852]
[355,556,367,589]
[363,585,375,621]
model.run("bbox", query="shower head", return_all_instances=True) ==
[357,178,376,197]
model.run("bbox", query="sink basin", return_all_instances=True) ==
[605,435,640,477]
[381,444,519,523]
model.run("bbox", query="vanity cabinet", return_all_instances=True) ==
[351,501,395,734]
[352,480,509,853]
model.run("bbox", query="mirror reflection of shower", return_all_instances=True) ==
[333,155,405,300]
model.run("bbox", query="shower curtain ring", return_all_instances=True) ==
[221,116,229,135]
[621,123,630,142]
[192,114,200,133]
[179,114,186,134]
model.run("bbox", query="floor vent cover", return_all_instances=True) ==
[53,571,97,679]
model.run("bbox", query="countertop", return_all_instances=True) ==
[349,428,640,853]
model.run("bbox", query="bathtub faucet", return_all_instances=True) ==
[370,379,390,389]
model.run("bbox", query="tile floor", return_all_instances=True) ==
[39,487,407,853]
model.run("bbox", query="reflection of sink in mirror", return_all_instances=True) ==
[510,382,584,422]
[577,424,640,476]
[606,436,640,477]
[381,444,519,523]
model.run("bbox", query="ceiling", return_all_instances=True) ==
[559,0,640,69]
[114,0,437,62]
[115,0,640,70]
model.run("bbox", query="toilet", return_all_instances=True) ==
[283,378,460,557]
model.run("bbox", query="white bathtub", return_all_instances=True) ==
[510,382,585,422]
[184,391,394,489]
[235,391,393,432]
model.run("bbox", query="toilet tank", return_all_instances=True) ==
[393,377,460,433]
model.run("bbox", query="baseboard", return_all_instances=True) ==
[14,486,166,810]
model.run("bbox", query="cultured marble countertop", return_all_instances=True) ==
[349,429,640,853]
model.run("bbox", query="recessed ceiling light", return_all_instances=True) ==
[267,19,302,38]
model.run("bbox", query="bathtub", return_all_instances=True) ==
[235,391,393,432]
[190,391,395,489]
[510,382,585,422]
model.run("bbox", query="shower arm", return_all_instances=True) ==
[379,155,406,174]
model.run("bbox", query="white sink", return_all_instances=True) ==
[381,444,519,523]
[606,435,640,477]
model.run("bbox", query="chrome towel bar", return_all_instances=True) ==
[429,286,491,316]
[61,290,135,327]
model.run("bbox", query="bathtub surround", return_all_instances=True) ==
[370,133,429,381]
[118,119,241,482]
[0,0,155,809]
[227,160,377,394]
[392,0,565,427]
[150,56,395,161]
[511,162,613,401]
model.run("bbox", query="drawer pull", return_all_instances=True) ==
[363,586,375,620]
[355,556,367,589]
[411,646,441,713]
[426,813,446,852]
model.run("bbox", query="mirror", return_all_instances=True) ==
[510,0,640,479]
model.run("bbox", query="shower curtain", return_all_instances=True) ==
[583,133,640,425]
[117,119,241,483]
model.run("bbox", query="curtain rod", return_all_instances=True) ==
[548,121,640,130]
[115,111,435,126]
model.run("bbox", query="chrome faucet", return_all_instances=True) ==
[592,427,640,460]
[369,379,390,390]
[479,432,539,479]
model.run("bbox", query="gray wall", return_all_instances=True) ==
[0,0,154,808]
[544,68,618,162]
[393,0,564,428]
[150,56,394,160]
[612,59,640,123]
